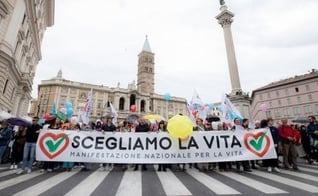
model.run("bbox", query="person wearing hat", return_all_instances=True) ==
[102,115,116,132]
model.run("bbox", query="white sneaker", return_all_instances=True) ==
[27,169,31,174]
[47,169,53,172]
[14,165,18,169]
[9,165,14,170]
[16,169,24,175]
[267,167,272,172]
[40,169,45,173]
[274,167,280,172]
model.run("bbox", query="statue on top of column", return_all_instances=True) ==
[220,0,225,6]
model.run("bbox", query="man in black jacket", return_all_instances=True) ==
[100,115,117,170]
[17,117,41,174]
[134,119,149,171]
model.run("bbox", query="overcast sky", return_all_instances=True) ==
[33,0,318,104]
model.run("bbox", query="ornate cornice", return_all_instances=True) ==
[0,51,32,93]
[0,50,19,79]
[216,9,234,28]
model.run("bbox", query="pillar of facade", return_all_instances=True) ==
[12,87,24,115]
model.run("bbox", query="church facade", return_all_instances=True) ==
[30,38,187,122]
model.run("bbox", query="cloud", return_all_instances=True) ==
[34,0,318,104]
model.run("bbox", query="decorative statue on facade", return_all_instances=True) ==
[220,0,225,6]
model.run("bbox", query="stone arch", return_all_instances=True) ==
[130,94,136,106]
[140,100,146,112]
[119,97,125,110]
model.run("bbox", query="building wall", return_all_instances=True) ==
[29,36,187,123]
[251,70,318,123]
[30,75,187,123]
[0,0,54,116]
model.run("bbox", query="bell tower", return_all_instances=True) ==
[137,36,155,94]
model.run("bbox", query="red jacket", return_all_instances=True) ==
[278,125,295,140]
[293,129,301,144]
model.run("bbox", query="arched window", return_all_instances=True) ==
[119,97,125,110]
[140,100,145,112]
[130,94,136,106]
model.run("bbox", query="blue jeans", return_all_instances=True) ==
[21,142,36,170]
[0,146,7,163]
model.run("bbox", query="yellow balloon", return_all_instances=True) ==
[167,114,193,139]
[143,114,165,121]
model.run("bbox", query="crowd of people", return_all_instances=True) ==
[0,114,317,175]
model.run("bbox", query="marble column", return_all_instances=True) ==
[216,4,252,120]
[216,5,242,96]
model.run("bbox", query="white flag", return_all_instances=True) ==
[191,90,204,106]
[109,102,118,125]
[186,103,197,126]
[81,89,93,125]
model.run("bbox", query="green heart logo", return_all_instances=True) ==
[244,132,270,157]
[249,133,265,151]
[39,132,70,159]
[45,136,68,153]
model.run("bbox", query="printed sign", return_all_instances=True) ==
[36,129,277,163]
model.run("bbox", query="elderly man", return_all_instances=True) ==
[278,118,298,170]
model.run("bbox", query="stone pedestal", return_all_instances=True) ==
[228,93,252,120]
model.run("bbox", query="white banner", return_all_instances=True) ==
[36,129,277,163]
